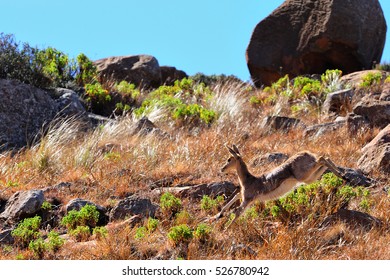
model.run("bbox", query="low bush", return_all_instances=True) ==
[47,230,65,252]
[11,216,42,248]
[250,69,345,111]
[160,192,182,217]
[69,225,91,242]
[0,33,49,87]
[60,204,100,230]
[134,217,159,240]
[200,195,224,213]
[167,224,193,246]
[0,33,98,89]
[134,78,217,126]
[360,72,383,89]
[263,173,373,223]
[194,223,212,242]
[76,53,97,85]
[28,238,47,259]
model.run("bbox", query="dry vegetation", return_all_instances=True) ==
[0,78,389,260]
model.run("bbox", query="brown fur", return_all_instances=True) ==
[214,145,345,227]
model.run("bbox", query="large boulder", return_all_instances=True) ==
[358,124,390,174]
[246,0,387,86]
[94,55,162,88]
[0,190,44,224]
[160,66,188,86]
[0,79,58,150]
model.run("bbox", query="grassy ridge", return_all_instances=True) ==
[1,34,390,259]
[1,75,389,260]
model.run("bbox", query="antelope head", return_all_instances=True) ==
[221,144,242,173]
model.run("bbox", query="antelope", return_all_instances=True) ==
[211,145,346,226]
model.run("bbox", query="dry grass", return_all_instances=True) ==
[0,80,389,260]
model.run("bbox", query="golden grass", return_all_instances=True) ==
[0,81,389,260]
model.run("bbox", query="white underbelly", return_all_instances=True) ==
[258,178,301,201]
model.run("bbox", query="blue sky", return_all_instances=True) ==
[1,0,389,81]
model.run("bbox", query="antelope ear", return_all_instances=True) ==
[232,144,241,156]
[225,144,240,158]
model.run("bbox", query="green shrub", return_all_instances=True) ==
[200,195,224,213]
[11,216,42,248]
[76,53,97,85]
[28,238,47,259]
[243,205,259,220]
[321,69,343,93]
[0,33,99,89]
[135,226,147,240]
[160,192,182,216]
[194,223,212,242]
[293,76,322,97]
[264,173,373,223]
[270,205,280,218]
[189,73,243,87]
[92,226,108,240]
[0,33,49,87]
[60,210,79,230]
[175,210,193,225]
[69,226,91,242]
[35,47,75,87]
[41,201,53,211]
[376,62,390,71]
[85,83,111,104]
[115,81,140,99]
[168,224,193,245]
[134,78,217,126]
[60,204,100,230]
[360,72,383,88]
[115,102,131,115]
[252,70,345,111]
[104,151,121,161]
[147,217,159,233]
[47,230,64,252]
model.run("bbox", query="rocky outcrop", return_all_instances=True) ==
[55,88,87,117]
[322,89,353,116]
[130,117,169,138]
[338,167,374,187]
[160,66,188,86]
[0,190,44,224]
[340,70,387,89]
[346,114,371,134]
[94,55,162,88]
[0,79,58,150]
[154,181,238,200]
[109,195,158,222]
[321,209,381,230]
[246,0,387,86]
[380,82,390,101]
[353,99,390,129]
[260,116,303,134]
[358,124,390,174]
[304,119,346,138]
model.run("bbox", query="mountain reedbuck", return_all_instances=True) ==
[211,145,346,226]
